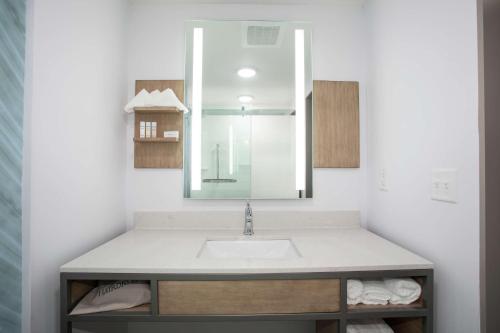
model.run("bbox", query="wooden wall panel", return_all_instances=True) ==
[313,81,360,168]
[158,279,340,315]
[134,80,184,168]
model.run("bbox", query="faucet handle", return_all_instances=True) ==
[246,201,252,216]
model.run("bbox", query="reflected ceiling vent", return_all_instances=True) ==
[242,22,284,48]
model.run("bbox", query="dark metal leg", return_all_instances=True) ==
[61,320,72,333]
[150,278,158,316]
[60,275,71,333]
[424,271,434,333]
[340,277,348,333]
[339,318,347,333]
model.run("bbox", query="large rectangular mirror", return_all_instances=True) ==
[184,20,313,199]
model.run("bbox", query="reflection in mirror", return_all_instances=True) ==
[184,20,313,199]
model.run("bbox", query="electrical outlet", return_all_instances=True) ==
[378,168,388,191]
[431,169,457,203]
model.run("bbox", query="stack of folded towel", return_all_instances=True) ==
[347,278,421,305]
[360,280,393,305]
[124,88,189,113]
[347,319,394,333]
[347,279,364,305]
[383,278,422,304]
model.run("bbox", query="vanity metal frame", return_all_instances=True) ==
[60,269,433,333]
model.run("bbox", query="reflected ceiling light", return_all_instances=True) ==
[295,29,306,192]
[237,67,256,78]
[238,95,254,103]
[191,27,203,191]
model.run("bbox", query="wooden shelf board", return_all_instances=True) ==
[348,299,424,312]
[134,106,180,113]
[134,137,179,143]
[69,304,151,318]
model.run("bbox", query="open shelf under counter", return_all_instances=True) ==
[68,305,152,323]
[348,297,425,312]
[69,303,151,320]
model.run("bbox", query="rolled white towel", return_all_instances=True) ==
[348,296,362,305]
[384,278,422,305]
[347,279,364,305]
[347,319,394,333]
[361,280,391,305]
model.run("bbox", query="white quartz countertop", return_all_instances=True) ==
[60,226,433,274]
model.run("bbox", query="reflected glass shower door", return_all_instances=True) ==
[190,115,252,199]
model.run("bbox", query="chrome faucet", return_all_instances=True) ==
[243,201,254,236]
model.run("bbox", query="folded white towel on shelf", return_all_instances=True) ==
[347,279,364,305]
[347,319,394,333]
[124,88,189,113]
[384,278,422,305]
[124,89,150,112]
[146,89,163,106]
[160,88,188,112]
[361,280,392,305]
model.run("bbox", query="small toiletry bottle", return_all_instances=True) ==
[152,122,157,138]
[164,130,179,141]
[140,121,146,138]
[145,122,151,138]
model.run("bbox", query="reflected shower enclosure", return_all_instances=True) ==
[184,20,313,199]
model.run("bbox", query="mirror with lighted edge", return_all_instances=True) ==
[184,20,313,199]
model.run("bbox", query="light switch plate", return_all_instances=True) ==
[378,168,388,192]
[431,169,457,203]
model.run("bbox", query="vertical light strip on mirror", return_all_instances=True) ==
[191,27,203,191]
[295,29,306,191]
[229,124,234,175]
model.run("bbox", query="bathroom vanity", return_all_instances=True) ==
[61,20,432,333]
[60,212,433,333]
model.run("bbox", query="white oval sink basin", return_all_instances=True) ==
[197,239,301,259]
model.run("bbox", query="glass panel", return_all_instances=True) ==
[0,1,25,332]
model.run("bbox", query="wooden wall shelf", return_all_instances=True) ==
[133,80,184,169]
[134,106,180,113]
[134,138,179,143]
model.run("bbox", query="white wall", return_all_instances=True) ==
[125,1,368,228]
[365,1,480,333]
[26,0,128,332]
[251,116,297,199]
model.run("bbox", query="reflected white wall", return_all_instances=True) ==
[251,116,297,198]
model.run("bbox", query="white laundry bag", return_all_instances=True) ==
[70,281,151,315]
